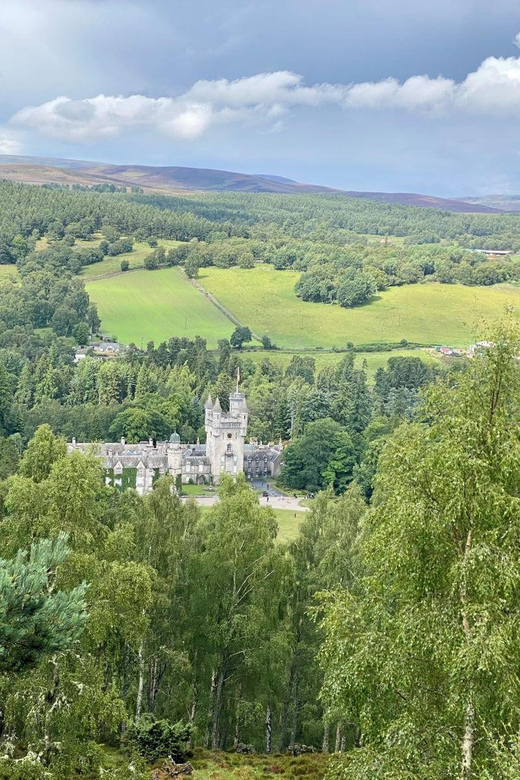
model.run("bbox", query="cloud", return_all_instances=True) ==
[11,43,520,144]
[10,72,348,143]
[0,130,23,155]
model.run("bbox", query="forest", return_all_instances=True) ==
[1,182,520,778]
[3,324,520,780]
[2,181,520,322]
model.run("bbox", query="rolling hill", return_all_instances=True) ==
[0,154,503,212]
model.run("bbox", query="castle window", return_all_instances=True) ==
[227,433,232,439]
[227,443,232,452]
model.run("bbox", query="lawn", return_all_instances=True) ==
[81,239,181,279]
[199,266,520,348]
[273,508,307,544]
[241,348,444,382]
[181,483,214,496]
[86,267,234,347]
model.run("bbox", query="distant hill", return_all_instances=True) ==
[0,155,504,212]
[456,195,520,212]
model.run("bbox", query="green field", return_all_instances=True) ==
[86,267,234,347]
[199,267,520,348]
[273,508,307,543]
[81,239,181,279]
[242,348,444,381]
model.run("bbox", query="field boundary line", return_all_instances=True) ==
[82,265,145,282]
[182,269,262,342]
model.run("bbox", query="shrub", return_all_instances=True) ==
[236,743,256,754]
[127,716,192,763]
[286,745,316,757]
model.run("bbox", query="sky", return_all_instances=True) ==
[2,0,520,195]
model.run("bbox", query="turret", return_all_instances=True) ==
[229,391,246,417]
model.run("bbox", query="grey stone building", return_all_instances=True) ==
[68,389,283,494]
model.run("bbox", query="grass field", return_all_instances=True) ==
[199,266,520,348]
[81,239,181,278]
[273,508,307,543]
[86,267,234,347]
[242,348,444,381]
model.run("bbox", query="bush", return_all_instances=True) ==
[286,745,316,756]
[236,743,256,754]
[128,716,192,763]
[121,259,130,272]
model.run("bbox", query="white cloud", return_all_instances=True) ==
[0,130,23,155]
[11,42,520,144]
[10,72,349,143]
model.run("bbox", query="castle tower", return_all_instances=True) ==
[205,383,248,484]
[166,430,183,480]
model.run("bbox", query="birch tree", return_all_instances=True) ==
[319,324,520,779]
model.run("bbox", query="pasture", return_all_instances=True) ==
[86,267,234,347]
[241,348,444,381]
[199,266,520,348]
[81,239,181,278]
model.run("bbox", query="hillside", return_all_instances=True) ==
[0,154,503,212]
[457,194,520,212]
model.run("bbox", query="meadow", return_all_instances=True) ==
[199,266,520,348]
[86,267,234,347]
[81,239,180,278]
[242,347,444,381]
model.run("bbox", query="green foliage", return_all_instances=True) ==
[0,535,87,672]
[109,407,170,442]
[128,716,192,762]
[18,424,66,482]
[319,322,520,777]
[281,418,356,493]
[230,325,253,349]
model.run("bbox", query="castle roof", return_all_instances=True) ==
[204,393,213,409]
[213,397,222,413]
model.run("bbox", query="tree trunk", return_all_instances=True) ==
[277,663,295,751]
[459,529,475,780]
[460,700,475,780]
[136,640,145,719]
[211,666,225,749]
[289,670,300,745]
[233,685,242,749]
[265,703,272,754]
[204,670,217,748]
[334,725,341,753]
[322,722,330,753]
[189,676,198,724]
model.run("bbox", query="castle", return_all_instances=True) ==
[68,389,283,494]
